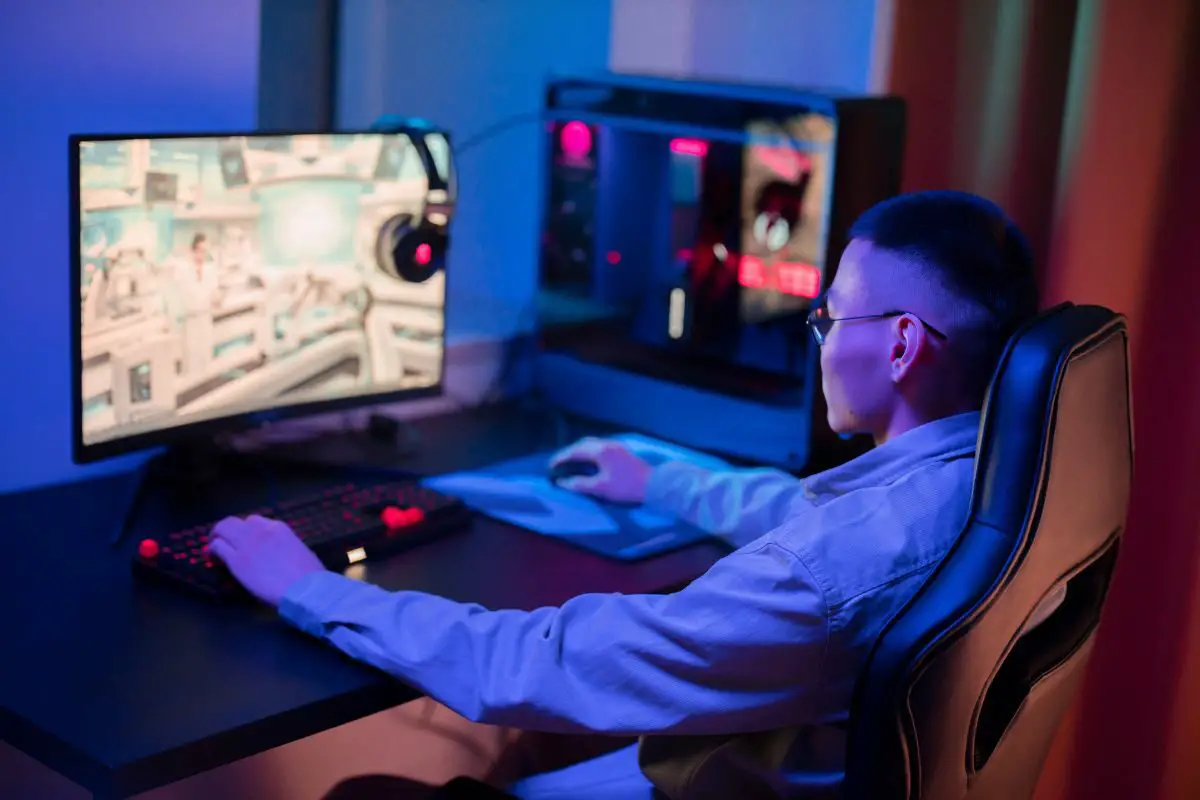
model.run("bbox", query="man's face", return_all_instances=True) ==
[193,240,208,262]
[819,239,895,436]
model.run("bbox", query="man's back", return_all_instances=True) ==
[636,411,979,798]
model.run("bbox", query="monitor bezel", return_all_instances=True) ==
[70,129,451,465]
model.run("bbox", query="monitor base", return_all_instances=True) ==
[108,441,245,548]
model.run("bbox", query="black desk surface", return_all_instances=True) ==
[0,404,728,799]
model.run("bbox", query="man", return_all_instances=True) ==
[164,232,225,376]
[208,191,1041,798]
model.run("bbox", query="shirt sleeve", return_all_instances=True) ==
[278,536,831,736]
[643,462,808,548]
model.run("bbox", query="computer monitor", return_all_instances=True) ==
[71,130,455,463]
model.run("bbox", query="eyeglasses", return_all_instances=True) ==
[806,303,948,346]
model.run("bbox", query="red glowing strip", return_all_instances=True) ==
[754,146,813,182]
[776,262,822,298]
[738,255,766,288]
[669,138,709,157]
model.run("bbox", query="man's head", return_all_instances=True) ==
[191,232,208,262]
[813,190,1039,444]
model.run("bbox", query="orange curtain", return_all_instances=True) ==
[885,1,1200,798]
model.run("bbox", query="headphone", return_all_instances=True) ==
[749,123,812,255]
[751,171,811,254]
[370,116,456,284]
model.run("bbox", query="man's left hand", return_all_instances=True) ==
[208,515,326,606]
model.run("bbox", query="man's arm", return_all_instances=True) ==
[279,537,831,736]
[645,462,809,548]
[548,438,807,547]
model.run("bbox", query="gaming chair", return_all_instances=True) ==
[842,302,1133,799]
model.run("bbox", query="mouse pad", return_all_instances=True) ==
[422,434,731,561]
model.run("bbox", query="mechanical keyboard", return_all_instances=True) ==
[132,480,472,600]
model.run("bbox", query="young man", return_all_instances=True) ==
[209,191,1042,799]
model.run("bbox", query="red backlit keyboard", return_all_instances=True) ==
[132,480,472,600]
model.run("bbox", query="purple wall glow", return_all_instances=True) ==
[0,0,260,493]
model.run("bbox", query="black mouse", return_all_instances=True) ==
[548,458,600,485]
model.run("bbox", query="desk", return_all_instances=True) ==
[0,404,728,799]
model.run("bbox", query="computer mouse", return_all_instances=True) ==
[548,458,601,485]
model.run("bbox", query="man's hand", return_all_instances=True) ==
[207,515,326,606]
[548,437,654,504]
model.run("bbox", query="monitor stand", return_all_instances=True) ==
[108,441,240,548]
[107,416,429,547]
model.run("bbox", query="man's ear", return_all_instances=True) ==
[889,315,925,383]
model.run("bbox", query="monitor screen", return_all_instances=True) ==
[75,132,449,456]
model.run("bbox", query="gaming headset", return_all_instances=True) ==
[751,170,811,254]
[370,116,456,284]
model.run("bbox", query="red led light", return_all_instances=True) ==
[735,256,821,298]
[560,120,593,159]
[414,243,432,265]
[606,250,621,265]
[669,138,709,157]
[739,255,766,288]
[381,506,407,528]
[776,262,822,298]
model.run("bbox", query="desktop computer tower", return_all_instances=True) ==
[535,74,905,471]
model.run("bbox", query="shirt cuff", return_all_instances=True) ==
[644,461,710,513]
[278,570,379,637]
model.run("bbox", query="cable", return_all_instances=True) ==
[453,111,546,157]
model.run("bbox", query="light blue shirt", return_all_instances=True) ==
[280,412,982,798]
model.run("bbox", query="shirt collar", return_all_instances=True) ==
[804,411,981,500]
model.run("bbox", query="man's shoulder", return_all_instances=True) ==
[768,457,975,611]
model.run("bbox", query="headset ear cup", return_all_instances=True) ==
[374,212,446,284]
[753,213,769,248]
[375,212,413,280]
[372,130,454,284]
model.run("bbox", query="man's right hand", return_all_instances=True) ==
[548,437,654,504]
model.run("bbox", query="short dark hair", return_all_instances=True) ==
[848,190,1040,401]
[191,232,207,249]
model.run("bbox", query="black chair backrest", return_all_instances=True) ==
[843,303,1133,800]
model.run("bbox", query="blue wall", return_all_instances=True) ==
[0,0,260,493]
[336,0,615,343]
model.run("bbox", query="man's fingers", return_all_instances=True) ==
[207,537,236,564]
[211,516,247,545]
[559,475,603,493]
[549,438,608,467]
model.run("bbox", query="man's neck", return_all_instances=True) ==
[875,402,978,446]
